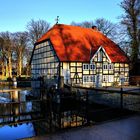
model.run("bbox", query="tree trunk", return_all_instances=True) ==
[26,64,31,76]
[17,57,22,76]
[8,56,12,78]
[5,62,8,77]
[1,60,5,79]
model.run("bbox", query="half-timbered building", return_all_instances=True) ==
[30,24,129,87]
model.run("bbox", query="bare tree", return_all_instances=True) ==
[0,32,14,78]
[71,19,118,43]
[120,0,140,63]
[71,21,83,27]
[94,18,118,39]
[80,21,94,28]
[27,19,50,46]
[24,47,32,76]
[71,21,94,28]
[12,32,29,76]
[0,37,6,79]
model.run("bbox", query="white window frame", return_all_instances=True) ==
[103,64,108,70]
[83,64,89,70]
[109,64,113,70]
[83,76,87,83]
[90,64,96,70]
[103,75,108,82]
[83,75,96,83]
[91,75,96,82]
[108,75,114,82]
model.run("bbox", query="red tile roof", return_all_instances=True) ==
[37,24,129,63]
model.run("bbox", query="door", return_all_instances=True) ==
[63,69,71,84]
[96,74,102,87]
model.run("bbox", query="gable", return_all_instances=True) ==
[91,47,111,63]
[31,40,59,70]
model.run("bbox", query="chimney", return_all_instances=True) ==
[92,26,98,31]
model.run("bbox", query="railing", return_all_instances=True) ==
[0,80,31,88]
[73,86,140,112]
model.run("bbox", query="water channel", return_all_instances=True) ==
[0,87,88,139]
[0,86,139,140]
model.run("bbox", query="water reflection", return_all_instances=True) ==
[0,88,87,139]
[0,123,35,140]
[0,89,37,139]
[0,87,137,139]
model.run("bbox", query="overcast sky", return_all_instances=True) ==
[0,0,123,32]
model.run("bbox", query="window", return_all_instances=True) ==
[83,64,96,70]
[86,76,89,82]
[83,75,96,83]
[103,64,108,70]
[109,64,113,70]
[90,76,93,82]
[90,64,95,70]
[83,64,89,70]
[108,75,114,82]
[83,76,87,82]
[103,75,108,82]
[90,75,96,82]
